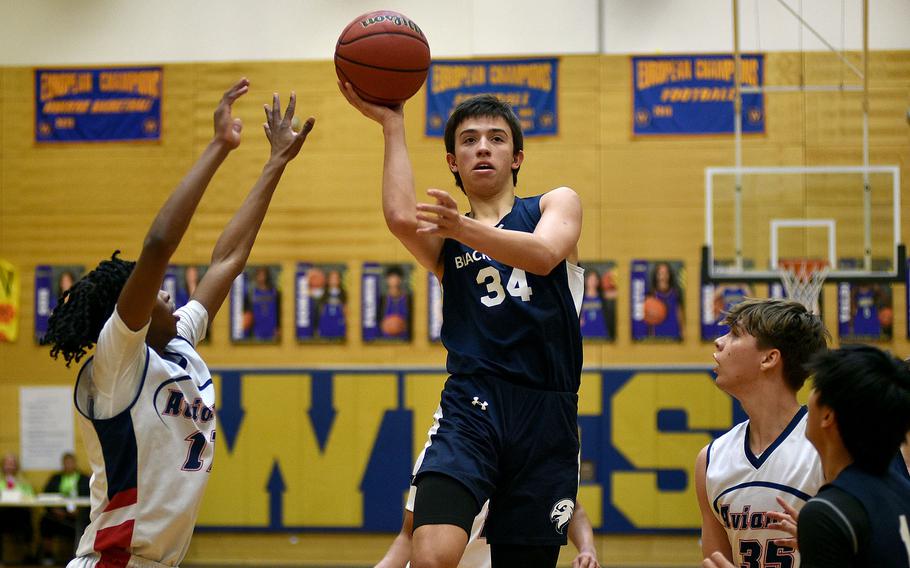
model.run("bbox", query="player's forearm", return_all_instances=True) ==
[144,140,232,256]
[209,158,286,271]
[568,505,596,556]
[456,219,565,275]
[380,120,420,235]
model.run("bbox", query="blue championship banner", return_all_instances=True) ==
[426,58,558,137]
[632,54,764,135]
[35,67,162,142]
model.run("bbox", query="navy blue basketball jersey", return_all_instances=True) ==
[831,465,910,567]
[440,194,584,393]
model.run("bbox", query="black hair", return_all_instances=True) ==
[723,298,829,391]
[648,262,683,306]
[43,251,135,367]
[808,344,910,474]
[443,94,524,191]
[384,265,404,279]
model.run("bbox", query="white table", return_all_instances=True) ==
[0,494,92,554]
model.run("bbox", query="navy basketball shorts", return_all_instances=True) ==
[414,374,580,546]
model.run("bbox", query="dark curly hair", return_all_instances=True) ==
[43,251,135,366]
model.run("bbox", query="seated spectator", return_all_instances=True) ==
[39,452,90,564]
[0,452,35,563]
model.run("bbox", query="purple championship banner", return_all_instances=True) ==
[632,54,764,136]
[426,58,558,137]
[35,67,162,142]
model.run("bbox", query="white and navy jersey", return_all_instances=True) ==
[705,407,824,567]
[70,301,214,568]
[440,194,584,393]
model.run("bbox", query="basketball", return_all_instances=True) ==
[600,271,616,292]
[643,296,668,326]
[879,307,893,327]
[334,11,431,106]
[380,314,407,336]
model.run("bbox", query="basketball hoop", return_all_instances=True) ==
[778,259,829,315]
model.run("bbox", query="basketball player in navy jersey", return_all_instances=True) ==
[695,299,829,566]
[340,83,583,568]
[704,344,910,568]
[43,79,315,567]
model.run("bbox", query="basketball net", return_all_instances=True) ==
[778,259,829,315]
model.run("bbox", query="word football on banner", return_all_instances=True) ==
[632,54,764,135]
[35,67,162,142]
[426,58,558,137]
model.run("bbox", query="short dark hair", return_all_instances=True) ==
[44,251,135,367]
[723,298,829,391]
[808,344,910,474]
[443,94,524,191]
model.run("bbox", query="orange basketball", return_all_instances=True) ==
[334,11,431,106]
[600,271,616,292]
[643,296,668,326]
[878,307,893,327]
[380,314,407,336]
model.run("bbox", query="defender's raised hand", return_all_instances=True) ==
[263,91,316,164]
[214,77,249,150]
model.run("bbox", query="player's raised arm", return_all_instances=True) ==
[116,78,249,332]
[191,92,315,322]
[338,81,444,274]
[695,445,733,561]
[416,186,582,275]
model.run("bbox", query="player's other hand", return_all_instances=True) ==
[702,551,735,568]
[214,77,249,150]
[337,80,403,127]
[416,189,464,238]
[572,549,600,568]
[263,91,316,165]
[768,495,800,550]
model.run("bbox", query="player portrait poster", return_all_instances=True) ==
[578,261,618,341]
[837,281,893,341]
[230,264,282,344]
[836,258,894,341]
[700,259,754,341]
[631,260,685,341]
[907,259,910,339]
[162,265,210,343]
[34,264,84,342]
[362,262,413,343]
[427,272,443,343]
[296,262,348,343]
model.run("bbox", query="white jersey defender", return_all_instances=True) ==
[70,301,214,568]
[705,407,824,567]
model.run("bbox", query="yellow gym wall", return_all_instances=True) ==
[1,52,908,565]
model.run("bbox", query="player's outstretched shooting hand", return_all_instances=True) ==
[416,189,463,238]
[214,77,249,150]
[262,91,315,164]
[337,80,403,127]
